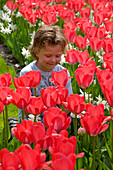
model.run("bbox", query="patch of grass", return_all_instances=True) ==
[0,55,18,132]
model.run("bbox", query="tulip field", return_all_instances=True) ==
[1,0,113,169]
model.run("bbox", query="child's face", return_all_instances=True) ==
[35,44,63,72]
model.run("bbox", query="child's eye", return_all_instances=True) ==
[46,55,51,58]
[56,55,61,58]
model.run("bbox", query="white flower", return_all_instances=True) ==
[3,5,11,14]
[0,22,3,27]
[28,114,41,122]
[30,31,36,45]
[8,24,16,31]
[16,11,23,18]
[79,89,92,101]
[60,54,66,65]
[0,26,12,34]
[1,11,11,22]
[95,95,110,110]
[21,47,31,59]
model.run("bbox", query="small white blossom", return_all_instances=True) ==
[30,31,36,45]
[0,26,12,34]
[8,23,16,31]
[3,5,11,14]
[1,11,11,22]
[16,11,23,18]
[0,22,3,27]
[79,89,92,102]
[60,54,66,65]
[21,47,31,59]
[94,95,110,110]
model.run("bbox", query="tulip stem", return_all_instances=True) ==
[97,135,100,170]
[73,114,77,137]
[34,87,37,97]
[111,119,113,164]
[34,115,37,122]
[92,136,95,170]
[22,109,25,120]
[3,110,6,147]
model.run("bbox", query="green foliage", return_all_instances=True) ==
[0,55,18,132]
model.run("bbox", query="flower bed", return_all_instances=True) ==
[0,0,113,169]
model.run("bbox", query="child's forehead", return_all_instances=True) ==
[42,43,63,52]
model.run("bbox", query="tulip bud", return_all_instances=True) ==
[78,127,85,136]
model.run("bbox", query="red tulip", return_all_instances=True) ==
[26,96,46,115]
[66,0,85,12]
[42,12,58,25]
[80,7,90,18]
[102,38,113,53]
[0,148,20,170]
[80,103,110,136]
[43,107,71,132]
[25,70,41,88]
[0,73,12,88]
[32,122,54,150]
[41,86,58,107]
[77,50,89,65]
[59,8,75,22]
[0,87,13,106]
[63,28,77,43]
[64,21,76,30]
[94,11,104,25]
[90,37,102,51]
[6,1,17,11]
[105,20,113,34]
[97,26,106,40]
[49,69,73,86]
[56,85,68,105]
[75,36,87,50]
[13,75,33,89]
[65,49,78,65]
[79,18,92,34]
[75,61,96,88]
[96,67,112,94]
[62,94,86,114]
[11,87,31,109]
[87,26,98,39]
[11,120,34,144]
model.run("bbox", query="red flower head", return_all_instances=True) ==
[25,70,41,88]
[80,7,90,18]
[6,1,18,11]
[13,75,33,89]
[102,38,113,53]
[0,148,20,170]
[80,103,110,136]
[11,120,34,144]
[94,11,104,25]
[0,87,13,106]
[56,85,69,105]
[11,87,31,109]
[65,49,78,65]
[90,37,102,51]
[59,8,75,22]
[63,28,77,43]
[42,12,58,25]
[87,26,98,39]
[77,50,89,65]
[75,60,96,88]
[105,20,113,34]
[26,96,46,115]
[44,107,71,132]
[0,73,12,88]
[97,26,107,40]
[41,86,58,108]
[75,36,87,50]
[49,69,73,86]
[31,122,54,150]
[62,94,86,114]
